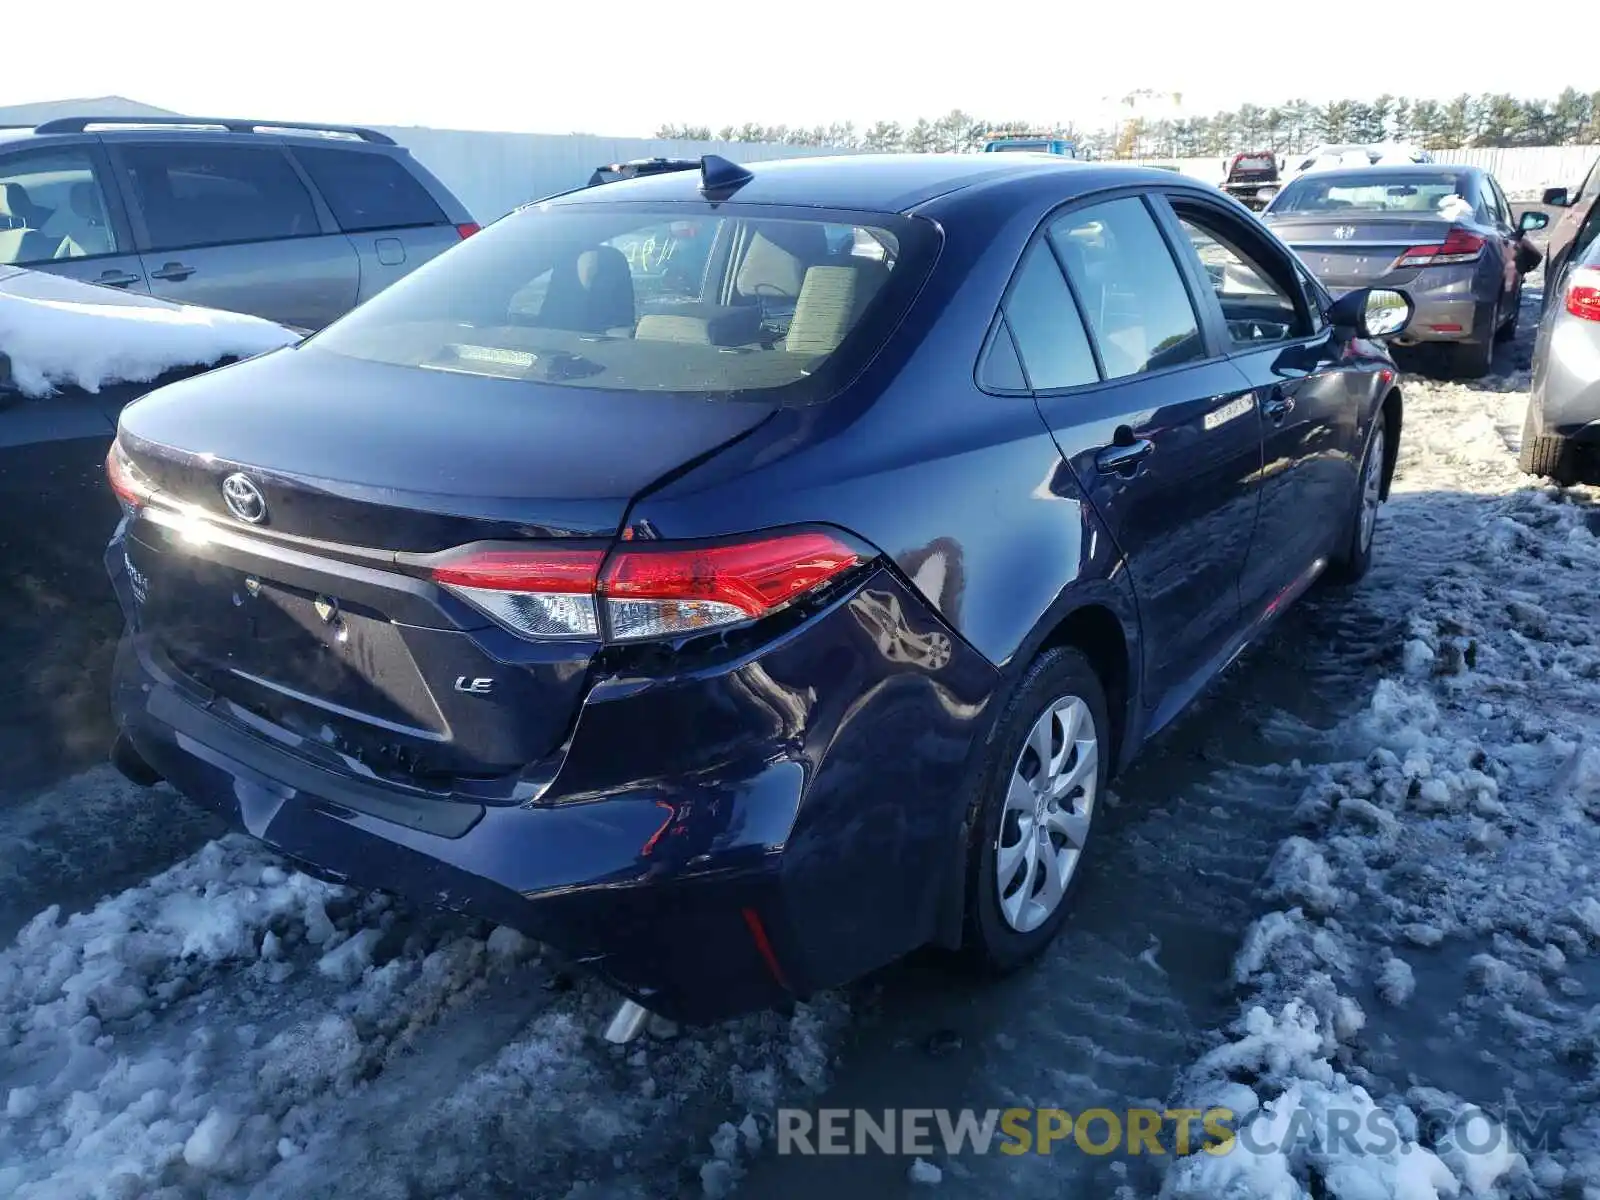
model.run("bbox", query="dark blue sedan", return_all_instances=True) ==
[102,154,1409,1026]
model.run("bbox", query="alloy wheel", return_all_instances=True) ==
[995,694,1098,933]
[1359,424,1386,553]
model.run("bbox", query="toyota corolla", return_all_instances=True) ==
[103,154,1409,1027]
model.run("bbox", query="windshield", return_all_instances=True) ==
[313,203,936,403]
[1270,171,1468,216]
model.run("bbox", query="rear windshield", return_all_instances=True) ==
[312,203,935,402]
[1271,171,1467,216]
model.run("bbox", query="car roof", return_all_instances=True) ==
[0,116,400,152]
[544,153,1192,215]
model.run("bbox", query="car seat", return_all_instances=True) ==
[535,246,637,334]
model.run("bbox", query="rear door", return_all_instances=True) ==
[1476,174,1520,309]
[1014,193,1264,713]
[1162,194,1356,615]
[287,144,467,303]
[108,138,360,328]
[0,142,148,292]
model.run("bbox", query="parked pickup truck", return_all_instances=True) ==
[1221,151,1281,209]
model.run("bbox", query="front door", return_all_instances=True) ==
[1162,196,1355,617]
[109,139,359,329]
[0,142,148,293]
[1007,194,1264,711]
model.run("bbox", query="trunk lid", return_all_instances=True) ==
[1268,214,1457,291]
[117,344,777,787]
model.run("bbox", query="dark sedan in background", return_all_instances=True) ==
[103,153,1411,1027]
[1264,164,1546,377]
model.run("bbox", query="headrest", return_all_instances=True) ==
[736,224,829,299]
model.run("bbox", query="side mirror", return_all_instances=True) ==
[1518,210,1550,233]
[1329,287,1412,339]
[1541,187,1570,207]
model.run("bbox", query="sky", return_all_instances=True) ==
[6,0,1595,138]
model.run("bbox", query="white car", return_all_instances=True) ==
[1291,143,1433,177]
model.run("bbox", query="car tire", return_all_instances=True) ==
[961,646,1109,975]
[1326,415,1388,586]
[1519,403,1579,484]
[1495,286,1519,342]
[1449,334,1495,379]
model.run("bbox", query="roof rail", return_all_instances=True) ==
[32,115,396,145]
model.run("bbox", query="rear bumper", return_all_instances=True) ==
[108,540,999,1023]
[1390,293,1493,345]
[1528,317,1600,442]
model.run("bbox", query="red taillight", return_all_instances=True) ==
[1565,266,1600,322]
[1394,227,1485,269]
[455,222,480,240]
[428,531,863,643]
[602,532,862,641]
[106,441,153,511]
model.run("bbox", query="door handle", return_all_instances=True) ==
[150,261,195,281]
[1095,429,1155,476]
[1262,390,1296,423]
[95,270,141,288]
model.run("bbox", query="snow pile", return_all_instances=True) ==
[0,826,848,1198]
[0,283,296,397]
[1164,330,1600,1198]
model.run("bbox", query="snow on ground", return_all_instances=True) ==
[1164,291,1600,1199]
[0,826,846,1199]
[0,271,296,398]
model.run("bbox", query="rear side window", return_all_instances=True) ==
[1001,240,1098,390]
[120,144,320,251]
[293,147,447,233]
[1050,198,1205,379]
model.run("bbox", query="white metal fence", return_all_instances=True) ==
[1126,145,1597,196]
[375,127,850,222]
[379,126,1598,222]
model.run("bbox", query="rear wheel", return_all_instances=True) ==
[962,646,1108,973]
[1519,403,1579,484]
[1449,334,1495,378]
[1495,285,1519,342]
[1327,418,1387,586]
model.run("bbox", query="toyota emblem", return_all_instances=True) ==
[221,473,268,524]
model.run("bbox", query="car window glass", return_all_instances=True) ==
[120,144,320,251]
[292,147,446,233]
[0,148,119,265]
[978,317,1028,391]
[1049,197,1204,379]
[1273,171,1465,216]
[1488,178,1512,226]
[1000,240,1098,390]
[1173,214,1307,346]
[316,207,934,402]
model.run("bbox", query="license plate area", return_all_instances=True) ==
[130,536,445,739]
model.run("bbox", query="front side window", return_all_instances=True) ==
[313,204,936,402]
[1173,212,1307,346]
[120,144,320,251]
[1049,197,1205,379]
[292,146,447,234]
[0,148,119,265]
